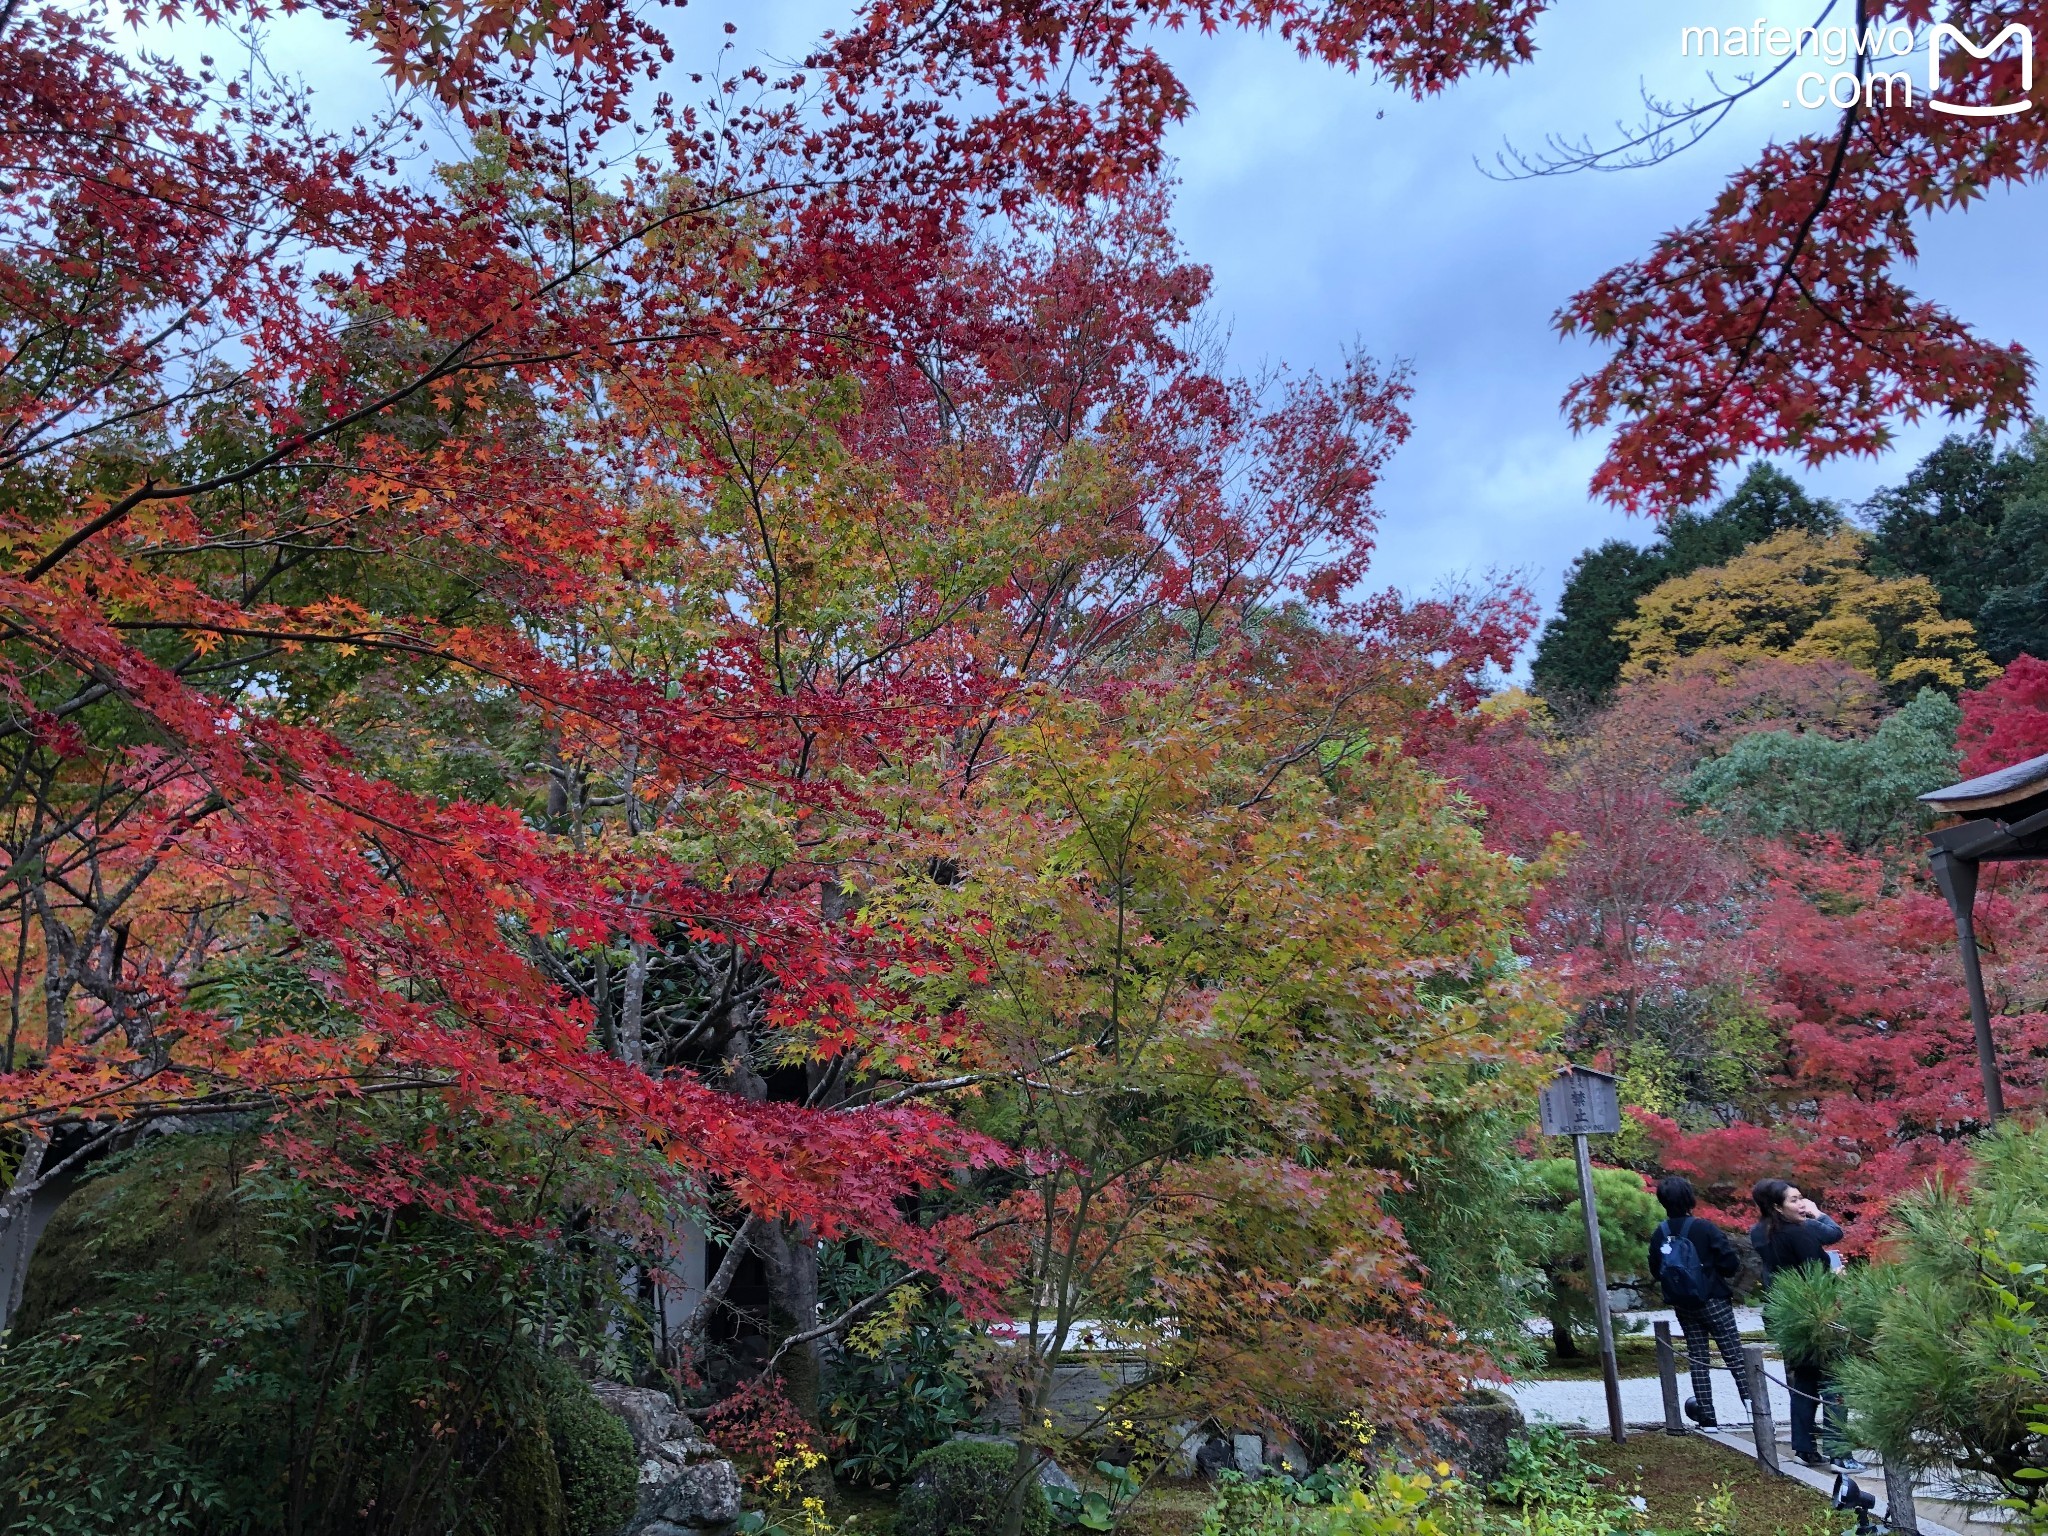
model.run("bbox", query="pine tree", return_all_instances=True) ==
[1866,429,2048,665]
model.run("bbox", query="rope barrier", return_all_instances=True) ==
[1665,1343,1828,1408]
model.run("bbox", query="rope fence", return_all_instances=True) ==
[1649,1319,1922,1536]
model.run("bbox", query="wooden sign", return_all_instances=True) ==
[1538,1065,1621,1138]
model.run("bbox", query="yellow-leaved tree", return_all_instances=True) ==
[1615,529,1998,694]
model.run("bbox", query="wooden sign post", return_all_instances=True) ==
[1540,1065,1626,1443]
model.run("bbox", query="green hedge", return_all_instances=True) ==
[0,1130,641,1536]
[544,1364,640,1536]
[896,1439,1051,1536]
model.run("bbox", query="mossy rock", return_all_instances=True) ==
[486,1416,568,1536]
[13,1130,292,1336]
[897,1439,1051,1536]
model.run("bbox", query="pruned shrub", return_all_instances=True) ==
[1814,1120,2048,1499]
[543,1364,640,1536]
[896,1439,1051,1536]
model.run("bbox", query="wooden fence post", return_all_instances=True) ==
[1745,1346,1779,1471]
[1654,1321,1684,1435]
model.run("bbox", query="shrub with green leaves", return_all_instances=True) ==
[1760,1265,1885,1370]
[0,1121,644,1536]
[1488,1424,1606,1510]
[895,1439,1052,1536]
[819,1242,981,1487]
[544,1363,641,1536]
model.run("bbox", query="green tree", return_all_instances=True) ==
[1532,465,1840,708]
[1531,541,1671,712]
[1681,687,1962,852]
[1517,1159,1662,1361]
[1660,462,1844,572]
[1791,1120,2048,1499]
[1866,428,2048,664]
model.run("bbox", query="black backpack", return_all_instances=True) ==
[1658,1217,1711,1305]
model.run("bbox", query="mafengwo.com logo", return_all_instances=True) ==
[1679,16,2033,114]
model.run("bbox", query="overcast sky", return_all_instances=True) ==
[1143,0,2048,642]
[238,0,2048,647]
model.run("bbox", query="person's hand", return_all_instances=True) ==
[1791,1196,1822,1221]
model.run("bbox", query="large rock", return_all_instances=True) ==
[592,1383,697,1458]
[1424,1389,1525,1489]
[639,1460,743,1531]
[1193,1434,1236,1480]
[589,1382,740,1535]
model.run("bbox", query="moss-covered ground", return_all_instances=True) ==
[828,1426,1843,1536]
[1592,1432,1845,1536]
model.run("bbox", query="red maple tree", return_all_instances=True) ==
[2,0,1547,1388]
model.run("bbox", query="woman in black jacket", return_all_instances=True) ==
[1647,1176,1752,1426]
[1751,1178,1861,1470]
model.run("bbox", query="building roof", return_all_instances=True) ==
[1919,750,2048,816]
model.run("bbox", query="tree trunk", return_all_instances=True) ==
[753,1216,823,1421]
[721,1020,827,1420]
[620,934,647,1068]
[0,1129,47,1322]
[1547,1288,1582,1360]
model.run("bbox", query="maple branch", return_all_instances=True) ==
[1714,0,1867,402]
[857,1043,1085,1111]
[18,185,780,581]
[760,1266,926,1374]
[679,1212,759,1345]
[24,479,157,580]
[0,1073,463,1133]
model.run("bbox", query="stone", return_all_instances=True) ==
[587,1381,742,1535]
[1423,1389,1526,1489]
[1725,1225,1768,1298]
[1265,1433,1311,1476]
[640,1460,743,1531]
[592,1382,695,1459]
[1233,1434,1263,1475]
[1037,1456,1081,1498]
[1194,1434,1235,1480]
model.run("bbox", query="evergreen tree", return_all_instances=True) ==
[1529,540,1668,710]
[1866,428,2048,664]
[1661,460,1844,571]
[1681,687,1962,852]
[1532,465,1840,708]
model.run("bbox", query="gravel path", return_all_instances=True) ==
[1499,1364,1752,1429]
[1502,1309,1765,1429]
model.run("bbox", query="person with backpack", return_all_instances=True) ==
[1751,1178,1863,1471]
[1647,1175,1752,1428]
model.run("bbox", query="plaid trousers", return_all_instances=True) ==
[1674,1297,1751,1416]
